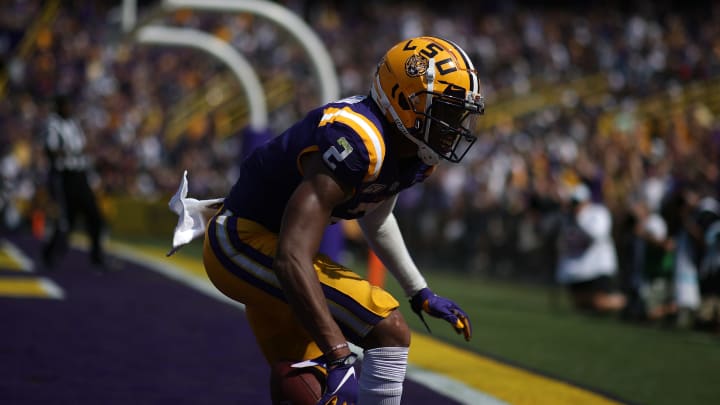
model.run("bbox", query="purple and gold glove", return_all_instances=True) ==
[292,353,358,405]
[319,354,358,405]
[410,287,472,341]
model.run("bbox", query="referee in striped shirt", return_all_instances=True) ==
[41,94,108,270]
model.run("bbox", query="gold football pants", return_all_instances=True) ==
[203,210,399,364]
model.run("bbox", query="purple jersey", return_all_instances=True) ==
[223,95,435,233]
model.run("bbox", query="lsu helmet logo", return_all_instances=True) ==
[405,54,428,77]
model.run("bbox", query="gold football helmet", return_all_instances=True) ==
[371,36,484,165]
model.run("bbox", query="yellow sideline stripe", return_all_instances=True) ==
[0,252,24,271]
[410,333,621,405]
[0,240,31,271]
[137,245,208,278]
[109,240,620,405]
[0,277,63,299]
[106,241,209,278]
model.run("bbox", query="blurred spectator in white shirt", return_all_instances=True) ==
[556,183,626,313]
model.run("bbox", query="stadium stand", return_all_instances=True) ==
[1,0,719,328]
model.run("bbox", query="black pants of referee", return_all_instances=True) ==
[42,170,105,268]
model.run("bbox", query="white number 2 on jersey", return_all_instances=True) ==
[323,136,354,170]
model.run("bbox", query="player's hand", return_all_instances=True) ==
[292,353,358,405]
[318,354,358,405]
[410,287,472,341]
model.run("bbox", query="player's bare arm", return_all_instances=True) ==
[359,196,473,341]
[273,151,353,361]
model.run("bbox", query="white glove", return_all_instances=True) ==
[167,170,224,256]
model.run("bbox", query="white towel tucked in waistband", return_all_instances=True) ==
[167,170,224,256]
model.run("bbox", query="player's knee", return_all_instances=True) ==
[361,309,410,349]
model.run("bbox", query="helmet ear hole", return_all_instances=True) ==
[397,93,411,111]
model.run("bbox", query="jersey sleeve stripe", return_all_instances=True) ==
[320,107,386,181]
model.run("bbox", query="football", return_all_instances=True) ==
[270,361,324,405]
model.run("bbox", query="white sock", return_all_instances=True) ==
[358,347,409,405]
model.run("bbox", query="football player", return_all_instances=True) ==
[202,36,484,404]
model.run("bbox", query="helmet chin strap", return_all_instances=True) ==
[370,62,440,166]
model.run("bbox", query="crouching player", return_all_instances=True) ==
[202,36,483,404]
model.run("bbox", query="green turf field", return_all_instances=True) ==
[121,236,719,405]
[385,271,719,405]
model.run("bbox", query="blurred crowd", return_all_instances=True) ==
[1,0,720,329]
